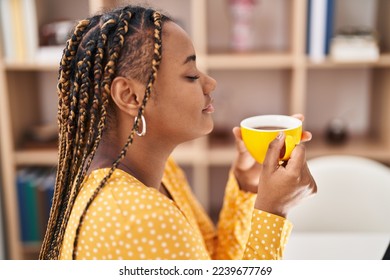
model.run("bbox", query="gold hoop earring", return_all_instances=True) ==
[134,115,146,137]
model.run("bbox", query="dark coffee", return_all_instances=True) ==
[254,126,287,130]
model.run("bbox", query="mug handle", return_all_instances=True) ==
[281,135,295,161]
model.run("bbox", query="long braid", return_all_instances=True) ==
[79,32,106,185]
[46,15,122,259]
[40,5,168,260]
[69,40,95,185]
[71,11,163,259]
[79,17,117,182]
[50,17,105,259]
[55,40,97,246]
[40,18,97,259]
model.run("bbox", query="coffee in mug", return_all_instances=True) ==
[240,115,302,163]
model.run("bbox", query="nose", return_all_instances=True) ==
[202,73,217,95]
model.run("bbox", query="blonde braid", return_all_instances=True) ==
[72,11,163,259]
[40,18,95,259]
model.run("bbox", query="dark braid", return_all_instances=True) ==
[39,6,168,260]
[40,17,99,259]
[72,10,163,260]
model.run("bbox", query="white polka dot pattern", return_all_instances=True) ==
[243,210,293,260]
[60,157,293,260]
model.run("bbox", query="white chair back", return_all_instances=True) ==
[288,155,390,232]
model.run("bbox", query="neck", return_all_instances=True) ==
[90,133,175,190]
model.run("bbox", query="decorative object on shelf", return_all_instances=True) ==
[39,20,75,46]
[36,20,75,63]
[329,27,379,62]
[228,0,258,52]
[325,118,348,145]
[28,124,58,143]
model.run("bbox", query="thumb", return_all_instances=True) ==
[263,132,286,171]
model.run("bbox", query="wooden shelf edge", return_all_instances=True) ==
[5,54,390,71]
[307,54,390,69]
[306,137,390,163]
[180,136,390,166]
[4,61,58,71]
[13,138,390,167]
[22,242,41,260]
[15,150,58,166]
[207,53,294,69]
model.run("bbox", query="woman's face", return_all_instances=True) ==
[145,21,217,145]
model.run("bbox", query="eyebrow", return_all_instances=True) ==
[183,54,196,64]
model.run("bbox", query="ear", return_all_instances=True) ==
[110,76,145,117]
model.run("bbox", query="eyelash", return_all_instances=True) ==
[186,75,200,81]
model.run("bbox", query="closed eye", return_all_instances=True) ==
[186,75,200,81]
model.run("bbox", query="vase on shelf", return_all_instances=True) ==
[228,0,258,52]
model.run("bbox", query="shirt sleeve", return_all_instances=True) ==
[243,210,293,260]
[214,171,293,260]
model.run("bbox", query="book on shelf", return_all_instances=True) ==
[16,168,56,243]
[22,0,39,61]
[324,0,334,55]
[0,0,68,63]
[9,0,27,61]
[307,0,335,62]
[0,0,16,60]
[0,0,36,61]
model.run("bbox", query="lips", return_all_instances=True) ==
[202,99,215,113]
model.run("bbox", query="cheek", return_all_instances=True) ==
[151,79,205,123]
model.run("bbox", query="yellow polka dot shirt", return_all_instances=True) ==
[60,157,292,260]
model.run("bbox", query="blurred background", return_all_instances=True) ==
[0,0,389,259]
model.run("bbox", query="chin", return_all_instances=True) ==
[205,122,214,135]
[181,123,214,144]
[203,119,214,135]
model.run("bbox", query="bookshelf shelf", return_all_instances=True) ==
[5,62,58,71]
[204,135,390,166]
[207,53,294,69]
[15,150,58,166]
[22,243,42,260]
[1,0,390,260]
[306,136,390,162]
[306,55,390,69]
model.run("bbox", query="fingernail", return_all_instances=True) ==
[277,132,284,140]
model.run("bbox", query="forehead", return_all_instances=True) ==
[161,21,195,64]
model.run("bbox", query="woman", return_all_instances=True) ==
[39,5,316,260]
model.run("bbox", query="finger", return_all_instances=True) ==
[232,127,257,169]
[301,131,312,142]
[286,143,306,172]
[232,127,247,154]
[299,164,318,198]
[291,113,304,122]
[232,127,243,141]
[263,132,286,171]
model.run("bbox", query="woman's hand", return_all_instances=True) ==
[254,133,317,218]
[232,114,312,193]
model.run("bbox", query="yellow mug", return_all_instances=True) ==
[240,115,302,163]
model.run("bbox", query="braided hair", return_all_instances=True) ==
[39,5,168,260]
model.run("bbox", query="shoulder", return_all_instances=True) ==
[81,168,184,220]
